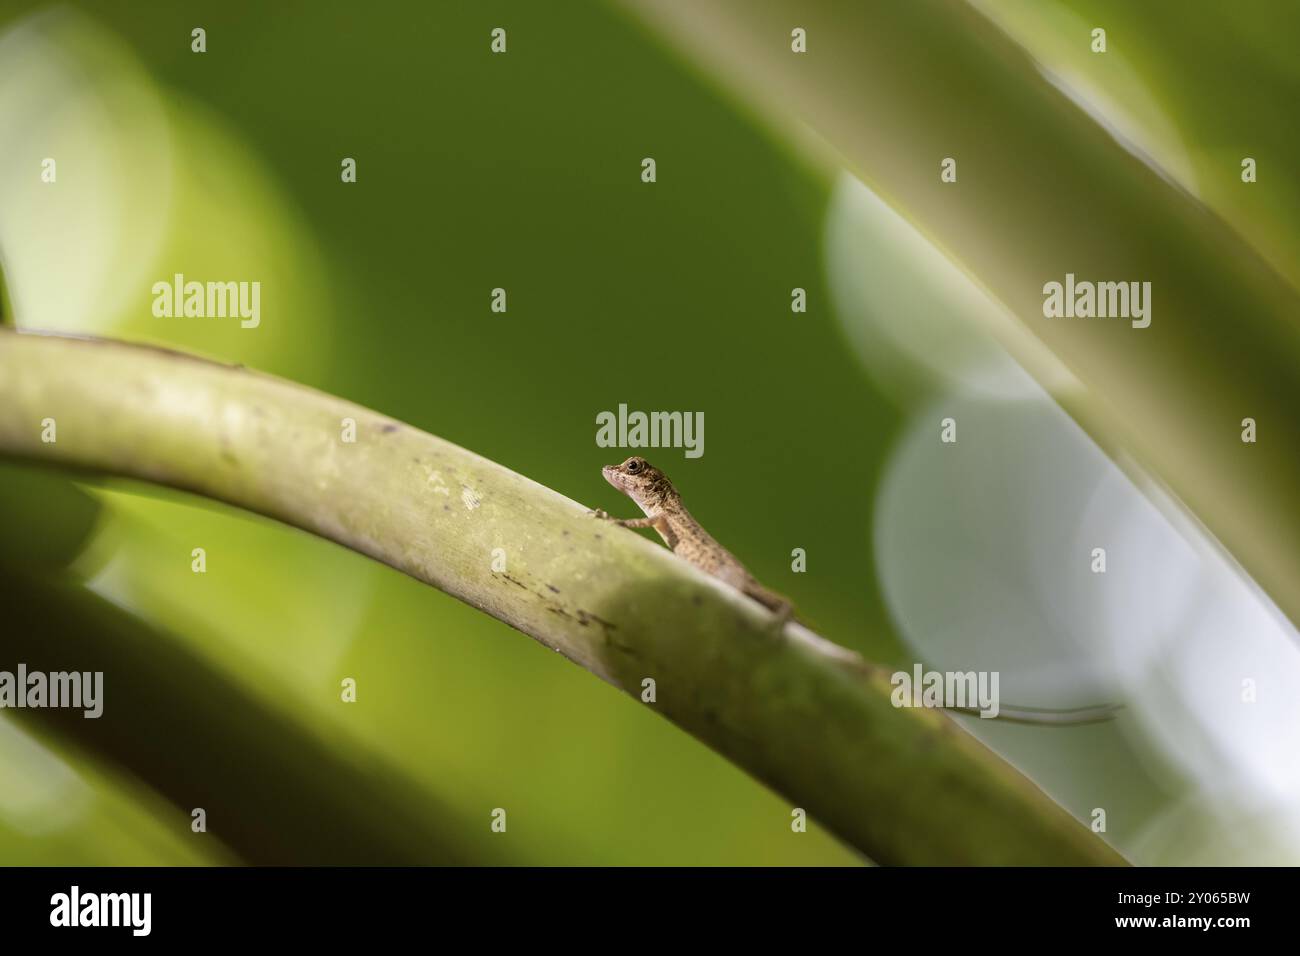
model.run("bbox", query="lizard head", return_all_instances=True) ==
[602,456,674,510]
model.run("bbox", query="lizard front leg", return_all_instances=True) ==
[587,509,659,529]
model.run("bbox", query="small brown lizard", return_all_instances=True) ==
[591,456,794,622]
[588,457,1122,726]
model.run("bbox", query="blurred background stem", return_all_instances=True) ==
[622,0,1300,632]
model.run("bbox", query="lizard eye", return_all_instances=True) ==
[626,459,642,474]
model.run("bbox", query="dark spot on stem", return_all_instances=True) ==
[578,610,618,632]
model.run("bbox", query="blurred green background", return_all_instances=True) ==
[2,0,1298,865]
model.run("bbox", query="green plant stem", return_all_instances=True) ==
[0,328,1124,865]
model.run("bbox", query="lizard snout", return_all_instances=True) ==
[601,464,620,487]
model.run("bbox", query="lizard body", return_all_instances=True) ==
[593,456,793,621]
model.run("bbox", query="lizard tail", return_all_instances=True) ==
[944,701,1124,725]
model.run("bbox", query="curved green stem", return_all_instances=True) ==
[0,328,1124,865]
